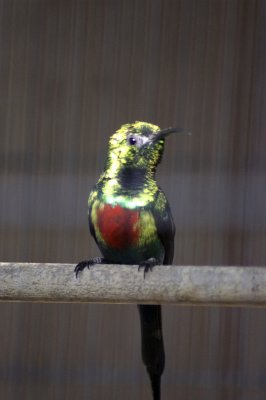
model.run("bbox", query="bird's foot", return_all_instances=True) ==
[74,257,105,278]
[138,258,158,279]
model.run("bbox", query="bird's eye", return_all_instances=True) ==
[127,134,146,147]
[128,136,138,146]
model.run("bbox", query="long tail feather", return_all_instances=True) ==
[137,304,165,400]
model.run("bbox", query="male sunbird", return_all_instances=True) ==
[75,121,187,400]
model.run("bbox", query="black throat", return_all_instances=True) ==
[118,167,147,192]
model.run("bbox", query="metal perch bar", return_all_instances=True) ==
[0,262,266,307]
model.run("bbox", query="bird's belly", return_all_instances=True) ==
[92,202,164,264]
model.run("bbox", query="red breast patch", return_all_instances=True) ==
[97,204,140,249]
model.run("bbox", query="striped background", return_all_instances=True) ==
[0,1,266,399]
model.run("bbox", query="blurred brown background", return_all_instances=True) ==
[0,0,266,399]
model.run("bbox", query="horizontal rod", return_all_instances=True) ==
[0,262,266,307]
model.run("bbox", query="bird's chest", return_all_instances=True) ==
[91,200,163,264]
[93,202,141,250]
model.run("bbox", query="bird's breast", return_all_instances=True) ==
[95,203,140,249]
[91,200,164,263]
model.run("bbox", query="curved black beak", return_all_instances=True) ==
[153,127,191,143]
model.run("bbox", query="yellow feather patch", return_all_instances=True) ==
[138,210,158,247]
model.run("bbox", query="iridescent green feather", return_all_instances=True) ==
[87,121,175,265]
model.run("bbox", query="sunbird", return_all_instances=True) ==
[75,121,188,399]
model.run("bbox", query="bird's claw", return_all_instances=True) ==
[74,260,91,278]
[138,258,158,279]
[74,257,104,278]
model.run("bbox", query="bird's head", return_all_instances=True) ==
[106,121,188,174]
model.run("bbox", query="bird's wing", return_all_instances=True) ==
[87,188,98,245]
[152,190,175,265]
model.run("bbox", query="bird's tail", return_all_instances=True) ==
[137,304,165,400]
